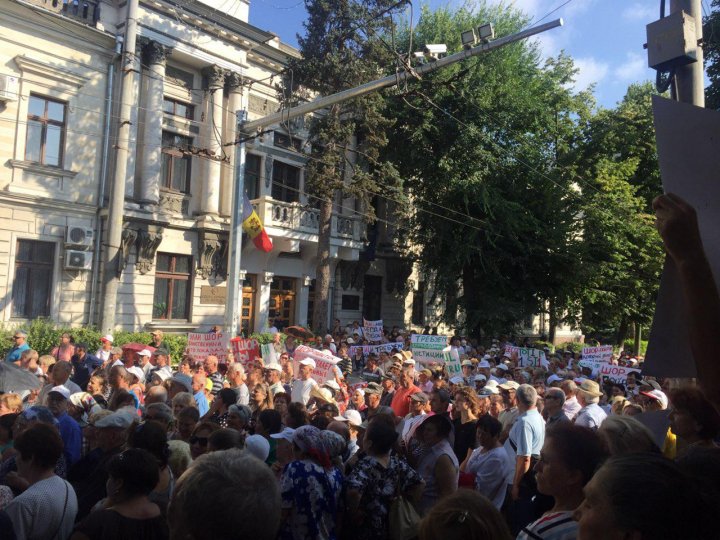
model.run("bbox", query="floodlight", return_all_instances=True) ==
[477,23,495,42]
[461,29,477,48]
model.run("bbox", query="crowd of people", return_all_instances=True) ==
[0,193,717,540]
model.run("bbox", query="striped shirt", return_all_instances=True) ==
[517,511,578,540]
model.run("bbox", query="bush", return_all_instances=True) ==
[556,341,585,354]
[623,339,649,356]
[0,322,187,364]
[250,332,285,345]
[532,340,555,353]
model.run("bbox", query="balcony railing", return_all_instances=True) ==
[24,0,100,25]
[252,197,361,242]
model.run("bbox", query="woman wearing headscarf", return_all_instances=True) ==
[279,425,343,540]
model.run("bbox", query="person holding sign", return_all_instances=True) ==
[290,359,319,407]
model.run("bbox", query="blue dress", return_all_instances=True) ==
[280,459,343,540]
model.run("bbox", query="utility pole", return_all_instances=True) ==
[671,0,705,106]
[223,18,563,332]
[99,0,139,332]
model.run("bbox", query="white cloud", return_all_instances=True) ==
[614,51,646,82]
[622,3,657,22]
[571,57,609,91]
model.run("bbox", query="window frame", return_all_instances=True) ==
[161,131,192,194]
[12,239,56,319]
[271,160,301,203]
[25,94,66,167]
[153,253,192,321]
[162,97,194,120]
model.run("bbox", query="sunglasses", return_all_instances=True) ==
[13,336,22,340]
[190,436,209,446]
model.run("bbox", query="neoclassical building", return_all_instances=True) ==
[0,0,423,335]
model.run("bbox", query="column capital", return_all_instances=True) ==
[225,71,244,93]
[203,65,227,90]
[140,38,171,66]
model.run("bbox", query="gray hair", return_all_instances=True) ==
[168,449,280,540]
[145,402,173,425]
[598,415,658,456]
[516,384,538,408]
[172,392,195,409]
[545,387,566,406]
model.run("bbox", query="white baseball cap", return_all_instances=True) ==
[264,363,282,372]
[138,349,152,357]
[101,334,114,343]
[449,376,464,385]
[270,427,296,443]
[49,385,71,400]
[127,366,145,383]
[245,434,270,462]
[474,374,487,382]
[323,380,341,392]
[403,358,416,366]
[478,360,491,369]
[333,409,362,426]
[298,358,316,369]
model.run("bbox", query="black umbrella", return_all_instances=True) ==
[0,362,43,394]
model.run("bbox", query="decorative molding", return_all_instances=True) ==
[212,237,228,280]
[158,189,185,215]
[225,71,244,93]
[8,159,78,179]
[264,157,273,189]
[142,39,171,66]
[263,271,275,284]
[14,55,91,89]
[197,230,222,279]
[135,228,164,274]
[249,94,278,116]
[202,65,226,90]
[119,228,138,277]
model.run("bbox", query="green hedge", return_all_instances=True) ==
[555,341,585,354]
[0,319,188,364]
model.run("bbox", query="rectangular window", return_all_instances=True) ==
[25,95,66,167]
[411,281,425,325]
[341,294,360,311]
[163,97,194,120]
[161,131,192,193]
[245,153,261,200]
[12,240,55,318]
[271,160,300,203]
[273,132,303,151]
[153,253,192,320]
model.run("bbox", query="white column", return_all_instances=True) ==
[139,40,169,205]
[255,271,274,332]
[297,275,311,327]
[221,72,243,217]
[200,65,225,215]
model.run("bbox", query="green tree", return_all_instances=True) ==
[386,3,591,338]
[284,0,403,333]
[704,1,720,108]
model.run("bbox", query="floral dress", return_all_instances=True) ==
[344,454,422,540]
[280,459,343,540]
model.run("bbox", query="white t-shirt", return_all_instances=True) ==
[465,446,513,509]
[6,475,78,540]
[290,377,319,406]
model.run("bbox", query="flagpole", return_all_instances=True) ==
[225,110,247,336]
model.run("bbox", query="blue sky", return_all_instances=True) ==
[248,0,705,109]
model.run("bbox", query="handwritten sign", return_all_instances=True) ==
[443,347,463,378]
[411,334,448,364]
[187,332,230,363]
[363,319,384,342]
[292,345,340,384]
[505,346,548,368]
[348,343,403,357]
[599,364,641,385]
[261,343,277,365]
[230,338,261,369]
[579,346,614,370]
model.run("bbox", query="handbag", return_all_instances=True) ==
[388,485,421,540]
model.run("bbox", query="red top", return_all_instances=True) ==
[390,384,421,417]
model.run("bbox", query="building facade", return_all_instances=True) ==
[0,0,417,334]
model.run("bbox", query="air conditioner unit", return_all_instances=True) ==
[65,250,93,271]
[0,75,19,103]
[66,226,94,247]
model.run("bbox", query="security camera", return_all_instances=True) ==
[423,44,447,57]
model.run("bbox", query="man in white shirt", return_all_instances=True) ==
[560,380,582,421]
[95,334,114,363]
[265,363,285,397]
[574,380,607,430]
[290,358,319,406]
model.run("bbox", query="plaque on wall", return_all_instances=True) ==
[200,286,227,305]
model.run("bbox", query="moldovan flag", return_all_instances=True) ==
[242,193,273,252]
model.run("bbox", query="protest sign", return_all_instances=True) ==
[348,343,403,358]
[505,345,548,368]
[292,345,340,384]
[579,346,614,370]
[443,347,463,378]
[260,343,277,365]
[230,338,261,368]
[411,334,448,364]
[598,364,641,385]
[187,332,230,363]
[363,319,384,342]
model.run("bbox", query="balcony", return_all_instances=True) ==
[251,197,362,243]
[23,0,100,26]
